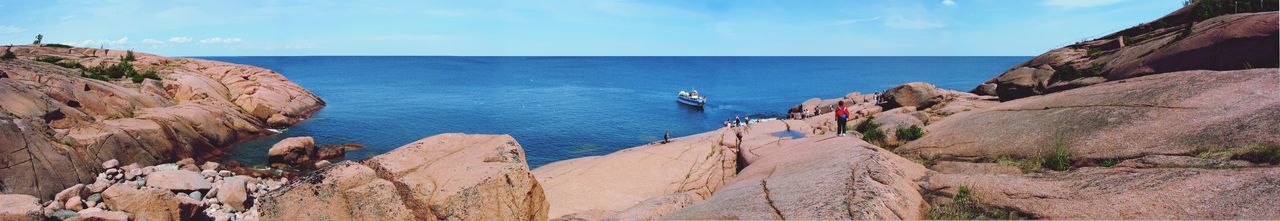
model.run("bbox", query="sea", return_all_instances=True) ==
[200,56,1030,168]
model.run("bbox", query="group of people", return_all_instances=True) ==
[724,115,753,128]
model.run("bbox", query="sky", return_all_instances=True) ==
[0,0,1184,56]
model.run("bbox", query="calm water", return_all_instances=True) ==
[201,56,1028,168]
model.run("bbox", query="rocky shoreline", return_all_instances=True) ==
[2,1,1278,220]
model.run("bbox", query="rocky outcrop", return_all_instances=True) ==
[0,46,323,199]
[666,130,929,220]
[534,128,738,219]
[973,2,1277,101]
[902,69,1279,162]
[924,167,1280,219]
[258,133,548,221]
[881,82,945,109]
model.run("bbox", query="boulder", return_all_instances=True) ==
[902,69,1280,162]
[216,176,249,212]
[0,194,43,221]
[267,136,315,166]
[665,135,929,220]
[146,170,213,191]
[55,184,86,202]
[923,167,1280,219]
[534,128,738,218]
[102,185,205,221]
[259,133,548,221]
[100,159,119,169]
[881,82,945,109]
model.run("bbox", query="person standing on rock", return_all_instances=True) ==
[835,101,850,136]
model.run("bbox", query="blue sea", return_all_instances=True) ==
[200,56,1029,168]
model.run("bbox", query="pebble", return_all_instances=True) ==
[218,170,233,177]
[101,159,119,169]
[86,193,101,203]
[52,209,79,220]
[189,191,203,200]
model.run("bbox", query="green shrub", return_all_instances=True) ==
[1044,140,1072,171]
[1098,159,1120,167]
[42,43,73,48]
[123,50,136,62]
[862,129,885,143]
[896,125,925,142]
[88,60,136,79]
[925,185,1029,220]
[34,55,63,63]
[1052,62,1105,82]
[56,61,84,69]
[81,72,109,81]
[0,47,15,60]
[131,69,160,83]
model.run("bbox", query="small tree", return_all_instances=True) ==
[33,34,43,45]
[124,50,136,61]
[0,47,15,60]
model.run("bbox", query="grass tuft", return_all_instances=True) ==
[1044,140,1072,171]
[895,125,925,142]
[925,185,1030,220]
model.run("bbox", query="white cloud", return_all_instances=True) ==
[829,16,882,26]
[942,0,957,6]
[141,38,166,44]
[71,37,129,47]
[1044,0,1125,8]
[884,16,944,29]
[0,25,23,34]
[200,37,242,44]
[169,36,191,43]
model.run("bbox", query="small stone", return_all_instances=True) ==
[86,193,101,203]
[218,170,233,177]
[314,160,332,169]
[86,200,97,208]
[89,178,110,193]
[177,192,189,199]
[201,161,221,171]
[135,177,147,186]
[101,159,119,169]
[105,168,120,176]
[65,196,85,211]
[201,169,218,178]
[177,158,196,167]
[52,209,80,220]
[189,191,203,200]
[55,184,85,202]
[155,163,179,171]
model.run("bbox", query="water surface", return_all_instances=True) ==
[200,56,1028,168]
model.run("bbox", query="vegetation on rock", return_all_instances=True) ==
[925,185,1029,220]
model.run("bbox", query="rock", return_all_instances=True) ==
[314,159,332,169]
[0,46,323,199]
[881,82,945,109]
[146,170,213,191]
[65,196,85,211]
[51,209,80,220]
[200,161,221,171]
[267,136,316,166]
[924,167,1280,219]
[69,210,129,221]
[665,135,929,220]
[534,128,737,218]
[101,159,119,169]
[102,184,205,221]
[88,178,110,193]
[902,69,1280,162]
[316,144,345,161]
[85,193,101,203]
[55,184,86,202]
[217,176,249,212]
[188,191,203,201]
[259,133,548,221]
[0,194,43,221]
[973,10,1278,101]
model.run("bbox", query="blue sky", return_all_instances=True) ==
[0,0,1183,56]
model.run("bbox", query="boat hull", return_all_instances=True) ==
[677,96,706,107]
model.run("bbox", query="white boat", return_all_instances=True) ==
[677,90,707,107]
